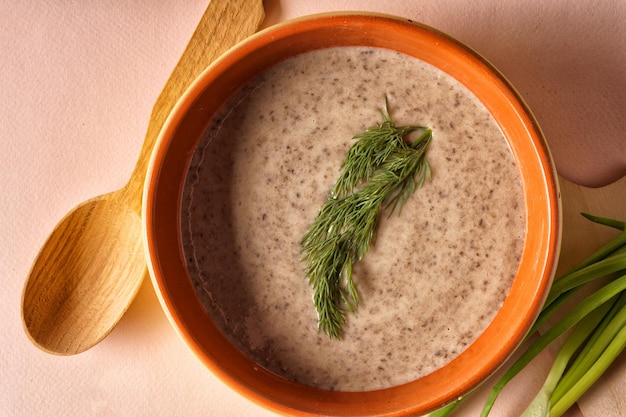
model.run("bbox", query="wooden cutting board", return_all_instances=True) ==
[558,175,626,274]
[555,175,626,416]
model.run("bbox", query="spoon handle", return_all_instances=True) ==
[121,0,265,213]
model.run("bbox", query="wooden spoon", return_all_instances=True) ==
[21,0,265,355]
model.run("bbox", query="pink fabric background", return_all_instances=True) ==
[2,1,624,416]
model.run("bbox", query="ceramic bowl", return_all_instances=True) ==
[143,12,561,416]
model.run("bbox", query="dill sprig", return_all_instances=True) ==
[301,100,433,338]
[332,98,431,199]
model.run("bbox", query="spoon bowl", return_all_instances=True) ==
[23,191,144,354]
[20,0,265,355]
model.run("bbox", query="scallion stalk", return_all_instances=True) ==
[429,214,626,417]
[480,273,626,417]
[519,296,616,417]
[549,286,626,416]
[550,323,626,416]
[544,248,626,307]
[530,229,626,335]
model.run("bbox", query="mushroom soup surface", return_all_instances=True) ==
[180,46,525,391]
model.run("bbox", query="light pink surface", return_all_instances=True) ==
[1,1,624,416]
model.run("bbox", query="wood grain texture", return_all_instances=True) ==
[22,196,145,354]
[122,0,266,212]
[22,0,265,355]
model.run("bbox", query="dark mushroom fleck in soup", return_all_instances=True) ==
[181,46,525,391]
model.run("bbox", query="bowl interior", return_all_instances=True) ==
[143,13,561,416]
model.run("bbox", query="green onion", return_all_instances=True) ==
[429,214,626,417]
[543,249,626,308]
[519,296,616,417]
[549,288,626,416]
[428,398,463,417]
[481,273,626,417]
[551,324,626,416]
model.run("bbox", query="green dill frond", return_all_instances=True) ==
[331,98,431,199]
[301,99,433,338]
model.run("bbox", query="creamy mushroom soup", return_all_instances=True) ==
[180,46,525,391]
